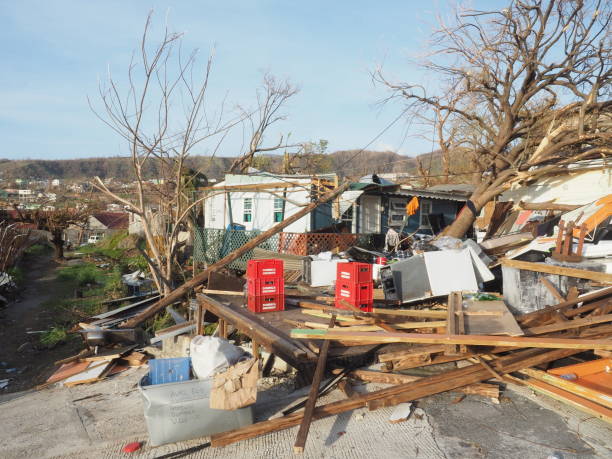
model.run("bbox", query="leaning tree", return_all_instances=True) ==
[377,0,611,237]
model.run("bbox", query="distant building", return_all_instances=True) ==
[64,211,129,246]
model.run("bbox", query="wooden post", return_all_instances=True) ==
[252,341,260,360]
[293,315,336,453]
[195,302,204,335]
[445,292,460,355]
[219,319,227,339]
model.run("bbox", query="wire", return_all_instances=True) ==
[335,109,411,174]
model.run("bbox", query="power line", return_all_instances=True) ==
[335,109,411,173]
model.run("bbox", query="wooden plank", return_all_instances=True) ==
[501,259,612,283]
[83,345,137,362]
[391,352,473,371]
[195,302,204,336]
[519,287,612,324]
[198,294,316,363]
[445,292,459,355]
[54,349,93,365]
[540,277,565,302]
[378,345,447,363]
[509,376,612,424]
[202,289,245,296]
[63,360,114,387]
[210,347,581,447]
[564,298,612,318]
[462,299,524,336]
[336,380,357,399]
[339,369,499,399]
[372,308,447,319]
[289,329,612,350]
[518,368,612,409]
[518,201,580,211]
[526,313,612,335]
[46,361,91,384]
[301,310,445,330]
[294,316,335,453]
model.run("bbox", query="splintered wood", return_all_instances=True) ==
[203,267,612,452]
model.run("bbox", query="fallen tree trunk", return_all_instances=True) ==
[121,181,351,328]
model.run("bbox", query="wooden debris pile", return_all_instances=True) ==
[206,286,611,451]
[42,345,149,389]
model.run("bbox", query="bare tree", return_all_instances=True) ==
[13,207,89,259]
[376,0,611,237]
[229,73,300,173]
[0,222,31,271]
[90,13,236,295]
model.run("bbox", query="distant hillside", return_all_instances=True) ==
[0,149,474,184]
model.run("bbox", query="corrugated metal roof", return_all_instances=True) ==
[382,189,470,202]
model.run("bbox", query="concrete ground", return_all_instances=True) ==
[1,365,610,459]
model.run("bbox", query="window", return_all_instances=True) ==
[420,200,432,227]
[243,198,252,223]
[273,197,284,223]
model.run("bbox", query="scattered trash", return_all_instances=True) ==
[388,402,413,423]
[122,442,143,453]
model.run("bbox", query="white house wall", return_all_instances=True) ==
[204,174,314,232]
[501,167,611,205]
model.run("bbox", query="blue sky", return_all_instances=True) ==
[0,1,501,160]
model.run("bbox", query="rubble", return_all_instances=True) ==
[31,190,611,455]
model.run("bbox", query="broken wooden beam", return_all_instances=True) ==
[518,201,580,212]
[335,369,500,399]
[289,329,612,350]
[501,259,612,284]
[525,313,612,335]
[445,291,461,355]
[294,315,336,453]
[372,308,447,319]
[199,294,316,362]
[210,347,583,447]
[517,368,612,409]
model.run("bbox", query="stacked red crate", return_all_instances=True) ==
[246,259,285,313]
[335,262,373,312]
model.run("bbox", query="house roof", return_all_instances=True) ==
[92,212,129,229]
[388,188,470,202]
[426,183,475,195]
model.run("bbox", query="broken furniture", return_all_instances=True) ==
[552,220,587,262]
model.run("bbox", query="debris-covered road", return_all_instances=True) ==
[1,366,608,459]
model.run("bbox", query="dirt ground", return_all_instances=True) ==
[0,252,81,393]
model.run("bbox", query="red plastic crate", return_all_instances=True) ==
[247,277,284,296]
[337,262,372,283]
[335,281,373,312]
[247,294,285,313]
[247,259,284,279]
